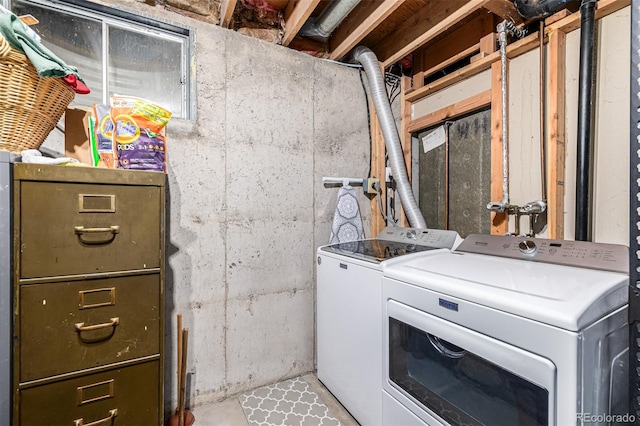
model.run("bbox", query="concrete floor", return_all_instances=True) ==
[191,374,359,426]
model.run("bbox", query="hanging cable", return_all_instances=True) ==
[359,69,373,179]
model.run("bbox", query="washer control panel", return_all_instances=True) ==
[375,226,463,250]
[457,234,629,274]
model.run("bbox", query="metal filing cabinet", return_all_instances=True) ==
[10,163,165,425]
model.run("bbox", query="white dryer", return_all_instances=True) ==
[316,227,462,425]
[381,234,629,426]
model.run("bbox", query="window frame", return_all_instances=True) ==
[4,0,196,120]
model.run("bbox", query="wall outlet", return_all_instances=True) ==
[364,178,380,195]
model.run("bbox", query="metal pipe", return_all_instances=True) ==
[353,46,427,228]
[487,21,526,213]
[300,0,361,40]
[539,20,548,202]
[575,0,597,241]
[513,0,572,20]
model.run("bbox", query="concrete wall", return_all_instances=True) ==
[411,7,630,244]
[42,0,371,409]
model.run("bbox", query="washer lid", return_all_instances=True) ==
[321,239,441,264]
[383,251,628,331]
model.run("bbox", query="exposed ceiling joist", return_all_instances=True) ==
[282,0,323,46]
[219,0,237,28]
[376,0,493,68]
[328,0,407,61]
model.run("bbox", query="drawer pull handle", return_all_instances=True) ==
[74,408,118,426]
[74,226,120,245]
[75,317,120,333]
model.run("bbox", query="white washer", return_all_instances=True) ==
[316,227,462,425]
[381,234,629,426]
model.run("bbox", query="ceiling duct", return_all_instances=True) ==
[299,0,361,41]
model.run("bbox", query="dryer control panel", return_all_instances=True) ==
[457,234,629,274]
[375,226,463,250]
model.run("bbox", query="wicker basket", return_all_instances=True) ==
[0,33,75,154]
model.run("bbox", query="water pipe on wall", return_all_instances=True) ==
[513,0,600,241]
[486,20,527,214]
[574,0,597,241]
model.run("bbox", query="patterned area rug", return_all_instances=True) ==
[239,377,341,426]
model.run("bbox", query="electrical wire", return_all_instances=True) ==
[374,182,397,226]
[320,58,363,68]
[359,69,372,179]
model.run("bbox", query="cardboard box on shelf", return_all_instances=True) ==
[64,106,95,166]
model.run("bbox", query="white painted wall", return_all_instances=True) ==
[565,7,630,244]
[411,69,491,119]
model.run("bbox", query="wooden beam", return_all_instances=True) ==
[219,0,237,28]
[545,0,629,34]
[547,29,566,239]
[370,86,386,236]
[490,60,508,234]
[329,0,407,61]
[472,32,497,62]
[407,90,491,133]
[423,45,480,81]
[282,0,322,47]
[420,11,494,73]
[405,31,539,103]
[404,0,627,106]
[377,0,490,69]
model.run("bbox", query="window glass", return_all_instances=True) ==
[9,0,190,119]
[108,25,183,118]
[12,0,103,106]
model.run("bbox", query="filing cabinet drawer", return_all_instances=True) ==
[20,360,159,426]
[19,181,161,278]
[20,274,160,382]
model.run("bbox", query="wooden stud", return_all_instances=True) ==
[418,10,492,73]
[547,29,567,239]
[378,0,491,68]
[428,45,480,76]
[402,0,627,106]
[370,90,386,236]
[472,32,497,62]
[544,9,571,26]
[407,90,492,133]
[329,0,407,61]
[490,60,508,234]
[281,0,322,46]
[219,0,237,28]
[405,32,539,104]
[412,71,425,90]
[399,76,412,227]
[545,0,629,34]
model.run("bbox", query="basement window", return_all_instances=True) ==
[6,0,194,120]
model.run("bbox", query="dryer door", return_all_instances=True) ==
[385,300,556,426]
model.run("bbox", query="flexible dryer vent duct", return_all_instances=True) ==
[353,46,427,229]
